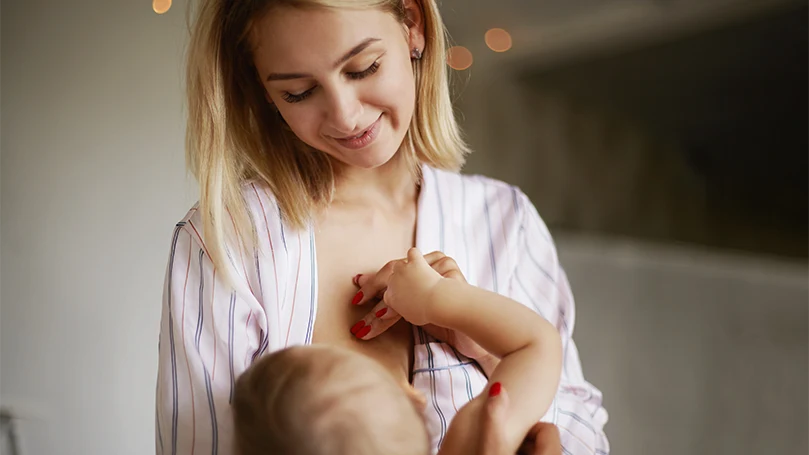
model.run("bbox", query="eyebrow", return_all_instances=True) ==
[265,37,381,82]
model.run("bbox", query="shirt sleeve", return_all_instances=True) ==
[155,220,266,455]
[507,189,610,455]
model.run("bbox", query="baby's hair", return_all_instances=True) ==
[233,345,430,455]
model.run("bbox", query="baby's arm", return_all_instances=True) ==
[431,278,562,454]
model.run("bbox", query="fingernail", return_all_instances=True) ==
[351,291,364,305]
[353,274,362,286]
[375,308,388,318]
[350,320,365,335]
[488,382,502,397]
[356,325,371,339]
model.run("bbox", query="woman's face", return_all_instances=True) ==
[251,6,420,170]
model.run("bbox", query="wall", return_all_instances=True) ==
[558,235,808,455]
[1,1,195,454]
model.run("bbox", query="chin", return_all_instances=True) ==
[338,139,402,170]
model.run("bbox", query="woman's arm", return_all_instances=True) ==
[155,222,265,455]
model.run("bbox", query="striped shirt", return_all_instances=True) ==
[155,165,610,455]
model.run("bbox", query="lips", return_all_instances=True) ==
[333,115,382,150]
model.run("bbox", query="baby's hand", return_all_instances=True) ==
[383,248,444,326]
[350,249,451,340]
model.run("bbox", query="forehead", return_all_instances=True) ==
[251,6,401,71]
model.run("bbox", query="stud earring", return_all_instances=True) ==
[410,48,422,60]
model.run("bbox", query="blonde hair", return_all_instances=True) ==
[232,345,429,455]
[184,0,469,273]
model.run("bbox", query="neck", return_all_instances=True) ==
[330,152,420,211]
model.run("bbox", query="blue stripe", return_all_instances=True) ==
[195,250,205,349]
[432,167,445,252]
[202,364,218,455]
[596,450,609,455]
[482,183,498,293]
[461,177,472,285]
[166,226,182,455]
[558,409,597,435]
[156,405,164,455]
[448,345,475,401]
[562,447,573,455]
[255,250,264,301]
[228,292,236,404]
[412,361,475,374]
[305,230,316,344]
[278,206,288,252]
[420,328,448,448]
[514,270,547,319]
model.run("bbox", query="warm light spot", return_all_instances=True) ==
[153,0,172,14]
[485,28,512,52]
[447,46,473,70]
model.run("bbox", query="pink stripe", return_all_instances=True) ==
[211,269,217,381]
[244,311,254,369]
[227,209,255,296]
[252,184,281,337]
[187,220,212,262]
[285,232,303,347]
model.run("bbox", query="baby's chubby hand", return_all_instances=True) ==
[383,248,444,326]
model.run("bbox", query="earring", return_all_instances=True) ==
[410,48,422,60]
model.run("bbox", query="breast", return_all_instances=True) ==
[312,278,414,384]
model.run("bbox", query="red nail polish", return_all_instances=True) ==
[351,291,363,305]
[488,382,502,397]
[350,320,365,335]
[375,308,388,318]
[356,325,371,339]
[353,274,362,286]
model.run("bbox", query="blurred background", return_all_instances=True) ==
[1,0,807,454]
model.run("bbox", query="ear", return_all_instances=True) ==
[402,0,426,55]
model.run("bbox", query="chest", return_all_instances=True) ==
[311,209,417,382]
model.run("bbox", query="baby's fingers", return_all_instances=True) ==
[351,301,401,340]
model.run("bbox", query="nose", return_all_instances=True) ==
[324,85,363,137]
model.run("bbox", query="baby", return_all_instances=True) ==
[232,248,563,455]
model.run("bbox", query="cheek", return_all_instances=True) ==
[371,62,416,119]
[282,108,320,141]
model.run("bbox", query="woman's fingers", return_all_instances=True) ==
[477,382,510,455]
[351,259,400,306]
[520,423,561,455]
[350,301,401,340]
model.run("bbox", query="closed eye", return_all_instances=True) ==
[347,60,380,80]
[280,60,381,104]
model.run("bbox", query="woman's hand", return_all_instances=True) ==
[479,384,562,455]
[351,251,491,363]
[352,248,442,329]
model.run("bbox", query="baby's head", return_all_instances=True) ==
[233,344,430,455]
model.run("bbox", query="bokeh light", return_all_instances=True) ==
[485,28,512,52]
[447,46,473,70]
[153,0,172,14]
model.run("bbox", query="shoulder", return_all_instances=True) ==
[425,165,544,231]
[173,180,286,241]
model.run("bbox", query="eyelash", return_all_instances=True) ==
[281,61,381,104]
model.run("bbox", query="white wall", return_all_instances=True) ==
[1,1,195,454]
[557,236,808,455]
[2,2,806,455]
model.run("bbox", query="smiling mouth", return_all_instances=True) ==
[333,115,382,150]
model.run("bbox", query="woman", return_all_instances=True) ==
[155,0,609,454]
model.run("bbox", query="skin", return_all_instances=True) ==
[251,1,425,386]
[248,3,562,453]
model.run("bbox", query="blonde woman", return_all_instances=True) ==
[155,0,609,454]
